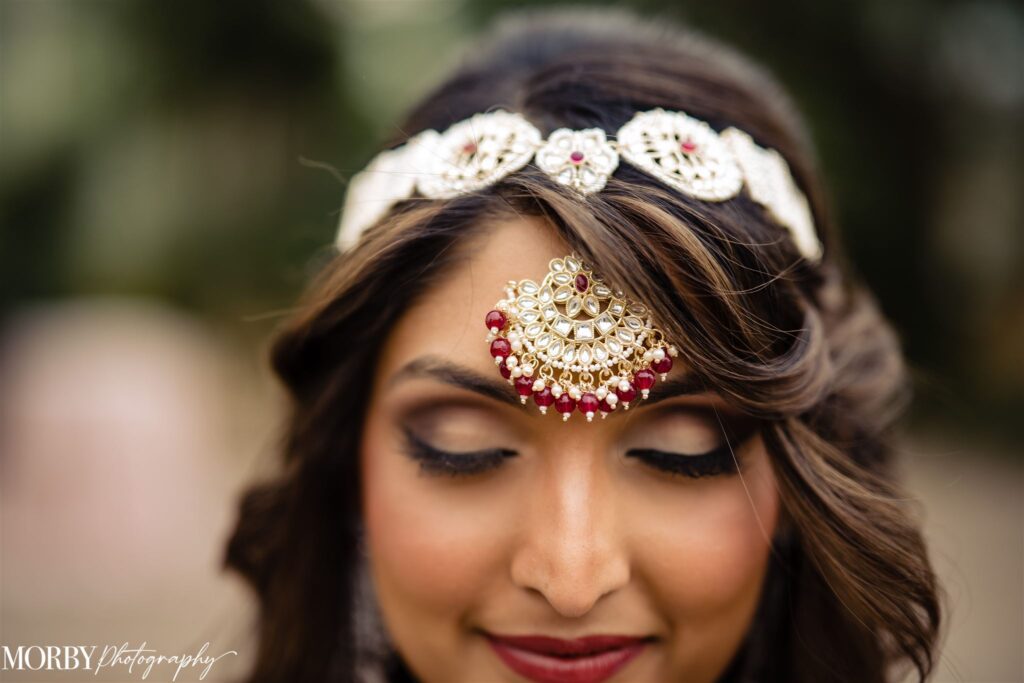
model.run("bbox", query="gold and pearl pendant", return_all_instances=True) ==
[485,254,678,421]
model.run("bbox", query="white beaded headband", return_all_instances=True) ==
[335,107,823,263]
[336,108,823,422]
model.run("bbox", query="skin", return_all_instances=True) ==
[360,215,780,682]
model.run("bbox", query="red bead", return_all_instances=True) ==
[578,392,599,415]
[615,382,637,404]
[652,356,673,374]
[574,273,589,292]
[498,361,512,379]
[555,393,576,414]
[462,141,477,155]
[485,309,507,331]
[680,140,697,153]
[569,151,585,164]
[490,338,511,359]
[514,375,534,397]
[634,368,657,390]
[598,397,616,414]
[533,386,554,407]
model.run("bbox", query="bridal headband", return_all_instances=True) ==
[335,108,823,262]
[336,108,823,420]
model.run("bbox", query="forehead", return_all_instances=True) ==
[378,215,572,380]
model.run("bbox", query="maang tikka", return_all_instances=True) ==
[484,254,678,421]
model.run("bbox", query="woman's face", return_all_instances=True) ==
[360,216,780,683]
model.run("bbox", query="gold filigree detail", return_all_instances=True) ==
[485,254,679,421]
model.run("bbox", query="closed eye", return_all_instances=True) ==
[400,426,517,477]
[626,434,751,479]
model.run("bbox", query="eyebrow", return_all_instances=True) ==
[641,373,708,406]
[388,354,709,414]
[388,355,528,411]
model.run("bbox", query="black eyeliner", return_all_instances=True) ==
[400,425,516,476]
[626,444,738,478]
[626,427,755,479]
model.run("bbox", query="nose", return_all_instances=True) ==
[509,451,630,618]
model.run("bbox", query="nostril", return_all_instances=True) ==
[510,552,630,619]
[509,470,631,616]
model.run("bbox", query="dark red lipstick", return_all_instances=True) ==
[485,633,649,683]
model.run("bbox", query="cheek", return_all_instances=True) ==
[630,446,780,620]
[361,423,507,629]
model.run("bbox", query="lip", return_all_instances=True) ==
[485,633,649,683]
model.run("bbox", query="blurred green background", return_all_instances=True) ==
[2,0,1021,439]
[0,1,1021,681]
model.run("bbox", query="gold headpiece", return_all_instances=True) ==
[484,254,677,421]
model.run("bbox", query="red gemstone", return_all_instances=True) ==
[634,368,657,390]
[578,392,599,415]
[462,141,477,155]
[574,273,589,292]
[569,151,585,164]
[533,386,554,407]
[598,397,616,414]
[555,394,576,414]
[485,309,507,331]
[680,140,697,153]
[652,356,673,374]
[490,338,511,359]
[514,375,534,397]
[498,361,512,379]
[615,381,637,404]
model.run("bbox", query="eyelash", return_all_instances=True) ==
[624,444,740,478]
[400,426,749,479]
[401,428,516,477]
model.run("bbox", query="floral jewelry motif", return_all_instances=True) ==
[721,128,822,262]
[484,254,679,422]
[616,108,743,202]
[534,128,619,195]
[335,129,440,251]
[416,110,542,200]
[336,109,824,263]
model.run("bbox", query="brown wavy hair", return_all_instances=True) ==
[224,7,941,682]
